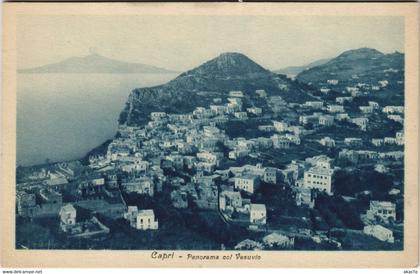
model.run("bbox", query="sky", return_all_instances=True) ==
[17,15,404,71]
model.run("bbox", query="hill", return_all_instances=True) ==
[296,48,404,85]
[18,53,176,74]
[274,58,331,77]
[118,52,314,126]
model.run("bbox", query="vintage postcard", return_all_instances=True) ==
[1,2,419,268]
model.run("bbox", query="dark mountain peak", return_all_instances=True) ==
[335,47,384,61]
[178,52,270,78]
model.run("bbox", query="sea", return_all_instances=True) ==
[17,73,178,167]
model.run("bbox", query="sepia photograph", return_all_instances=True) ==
[1,2,418,268]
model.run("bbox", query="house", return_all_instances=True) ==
[250,204,267,225]
[318,115,335,126]
[120,161,149,173]
[382,106,404,114]
[196,183,219,209]
[228,149,249,160]
[262,233,294,248]
[359,106,374,114]
[234,112,248,119]
[299,114,320,125]
[387,114,404,124]
[235,239,263,250]
[273,121,289,132]
[304,101,324,109]
[39,188,63,205]
[378,80,389,87]
[229,90,244,97]
[368,101,380,109]
[45,175,69,191]
[363,225,394,243]
[320,87,331,94]
[295,187,315,208]
[235,175,260,194]
[196,162,216,173]
[255,89,267,97]
[366,201,396,223]
[263,167,278,184]
[59,204,77,232]
[305,155,333,169]
[219,190,243,211]
[371,138,384,147]
[258,125,275,132]
[196,151,223,166]
[125,207,159,230]
[384,137,397,145]
[319,137,335,147]
[327,105,344,113]
[336,97,353,104]
[210,105,229,115]
[121,176,154,196]
[335,113,350,121]
[344,137,363,146]
[375,164,389,174]
[16,191,37,217]
[150,112,167,121]
[284,134,300,145]
[271,135,290,149]
[347,86,360,92]
[339,149,379,163]
[351,117,368,131]
[303,167,334,195]
[396,131,404,145]
[327,79,339,85]
[246,107,262,116]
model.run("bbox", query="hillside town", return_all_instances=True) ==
[16,51,404,251]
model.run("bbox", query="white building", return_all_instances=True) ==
[150,112,167,121]
[327,105,345,113]
[304,101,324,109]
[273,121,289,132]
[319,115,335,126]
[382,106,404,114]
[351,117,369,131]
[235,175,260,194]
[336,97,353,104]
[396,131,404,145]
[363,225,394,243]
[255,89,267,97]
[371,138,384,147]
[319,137,335,147]
[303,167,334,195]
[366,201,396,223]
[320,88,331,94]
[378,80,389,87]
[125,206,158,230]
[359,106,374,114]
[246,107,262,116]
[229,90,244,97]
[250,204,267,225]
[327,79,339,85]
[234,112,248,119]
[59,204,77,232]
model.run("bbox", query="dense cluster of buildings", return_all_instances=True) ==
[16,68,404,249]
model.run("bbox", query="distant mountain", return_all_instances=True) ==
[296,48,404,85]
[274,58,331,77]
[119,52,313,126]
[18,53,177,74]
